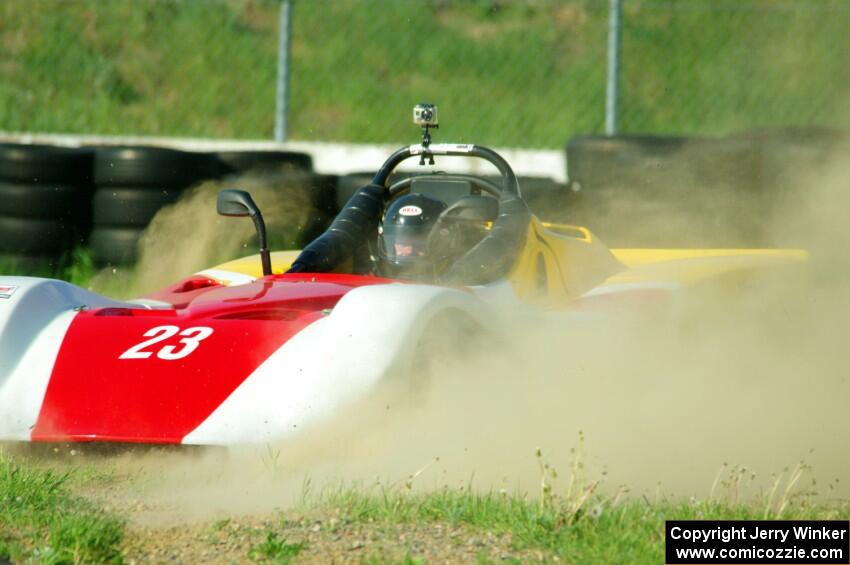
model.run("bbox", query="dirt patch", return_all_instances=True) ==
[122,513,547,564]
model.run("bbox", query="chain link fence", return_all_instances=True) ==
[617,0,850,136]
[1,0,848,148]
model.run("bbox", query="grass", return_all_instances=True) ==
[0,246,101,289]
[248,531,305,563]
[0,246,95,285]
[0,450,125,564]
[1,0,848,147]
[296,472,846,564]
[0,445,844,563]
[0,245,150,306]
[279,442,848,563]
[269,480,846,564]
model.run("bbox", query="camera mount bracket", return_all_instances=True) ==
[419,125,437,166]
[413,103,439,166]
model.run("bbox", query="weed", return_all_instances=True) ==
[261,444,283,476]
[212,518,231,532]
[0,451,125,563]
[763,461,816,519]
[535,431,601,526]
[248,531,305,563]
[63,246,97,287]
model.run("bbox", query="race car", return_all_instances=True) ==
[0,108,806,446]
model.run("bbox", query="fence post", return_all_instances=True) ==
[605,0,622,136]
[274,0,293,142]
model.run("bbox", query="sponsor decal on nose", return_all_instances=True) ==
[0,285,18,299]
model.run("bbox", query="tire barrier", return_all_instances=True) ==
[216,150,313,175]
[215,151,324,248]
[335,172,415,210]
[566,135,689,190]
[742,127,850,195]
[6,133,842,272]
[0,182,82,219]
[491,175,576,223]
[743,128,850,247]
[0,143,93,184]
[93,187,183,227]
[0,216,73,254]
[88,226,145,266]
[91,146,222,265]
[94,146,220,187]
[565,134,769,246]
[298,173,339,248]
[0,144,93,268]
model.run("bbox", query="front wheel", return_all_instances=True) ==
[408,309,489,393]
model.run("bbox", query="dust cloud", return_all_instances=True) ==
[89,169,316,297]
[84,148,850,525]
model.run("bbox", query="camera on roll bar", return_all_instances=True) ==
[413,103,439,165]
[413,103,438,127]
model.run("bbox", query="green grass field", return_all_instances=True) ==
[1,0,848,147]
[0,452,124,563]
[0,246,101,290]
[1,448,845,564]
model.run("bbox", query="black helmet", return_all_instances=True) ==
[377,193,458,280]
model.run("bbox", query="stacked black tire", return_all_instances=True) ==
[0,144,93,269]
[297,172,338,247]
[214,150,338,248]
[490,175,576,222]
[565,134,767,247]
[216,150,313,177]
[91,147,221,265]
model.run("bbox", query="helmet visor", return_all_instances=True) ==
[379,224,432,263]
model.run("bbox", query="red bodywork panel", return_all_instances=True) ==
[32,273,392,444]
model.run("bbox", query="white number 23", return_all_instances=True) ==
[119,325,214,361]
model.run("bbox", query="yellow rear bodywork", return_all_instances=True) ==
[505,219,807,306]
[206,216,807,307]
[209,250,301,280]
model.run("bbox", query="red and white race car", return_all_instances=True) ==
[0,125,805,447]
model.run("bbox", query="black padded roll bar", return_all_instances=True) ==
[286,144,529,279]
[286,183,385,273]
[373,144,522,197]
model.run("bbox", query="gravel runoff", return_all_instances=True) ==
[121,512,558,564]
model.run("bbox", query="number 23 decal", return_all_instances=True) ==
[119,325,214,361]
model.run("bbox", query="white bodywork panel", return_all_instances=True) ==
[0,277,130,440]
[184,283,493,445]
[0,268,743,445]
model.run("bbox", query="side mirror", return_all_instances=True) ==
[217,188,259,217]
[217,189,272,277]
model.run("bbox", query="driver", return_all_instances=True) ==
[375,193,484,281]
[287,180,530,285]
